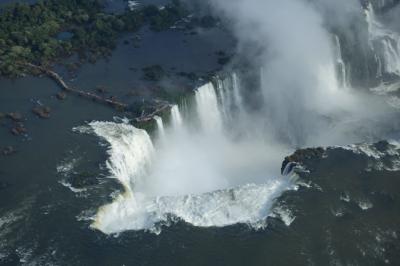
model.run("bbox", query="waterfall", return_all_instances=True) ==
[260,45,347,146]
[75,0,400,236]
[154,116,165,139]
[88,121,154,195]
[215,73,247,124]
[170,105,183,129]
[85,76,294,234]
[84,68,396,234]
[369,0,398,10]
[232,73,246,116]
[375,53,383,78]
[195,83,223,133]
[217,76,234,122]
[216,78,229,120]
[382,38,400,75]
[334,35,349,88]
[365,3,400,77]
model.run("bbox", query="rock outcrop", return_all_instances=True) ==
[32,106,51,119]
[2,146,16,156]
[10,123,27,136]
[281,147,325,174]
[7,112,23,122]
[56,91,67,100]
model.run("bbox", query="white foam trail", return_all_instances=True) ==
[59,180,87,193]
[94,181,293,234]
[56,158,78,177]
[336,141,400,172]
[272,206,296,226]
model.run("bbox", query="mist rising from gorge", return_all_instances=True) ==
[85,0,400,234]
[206,0,399,146]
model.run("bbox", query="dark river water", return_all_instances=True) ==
[1,1,400,266]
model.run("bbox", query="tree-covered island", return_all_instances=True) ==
[0,0,193,77]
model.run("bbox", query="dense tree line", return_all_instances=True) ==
[0,0,188,77]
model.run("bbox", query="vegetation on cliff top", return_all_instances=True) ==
[0,0,188,77]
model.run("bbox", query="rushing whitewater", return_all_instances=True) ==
[88,77,296,234]
[79,0,400,235]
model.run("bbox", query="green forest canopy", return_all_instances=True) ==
[0,0,187,77]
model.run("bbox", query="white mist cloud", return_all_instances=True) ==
[208,0,346,144]
[206,0,396,146]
